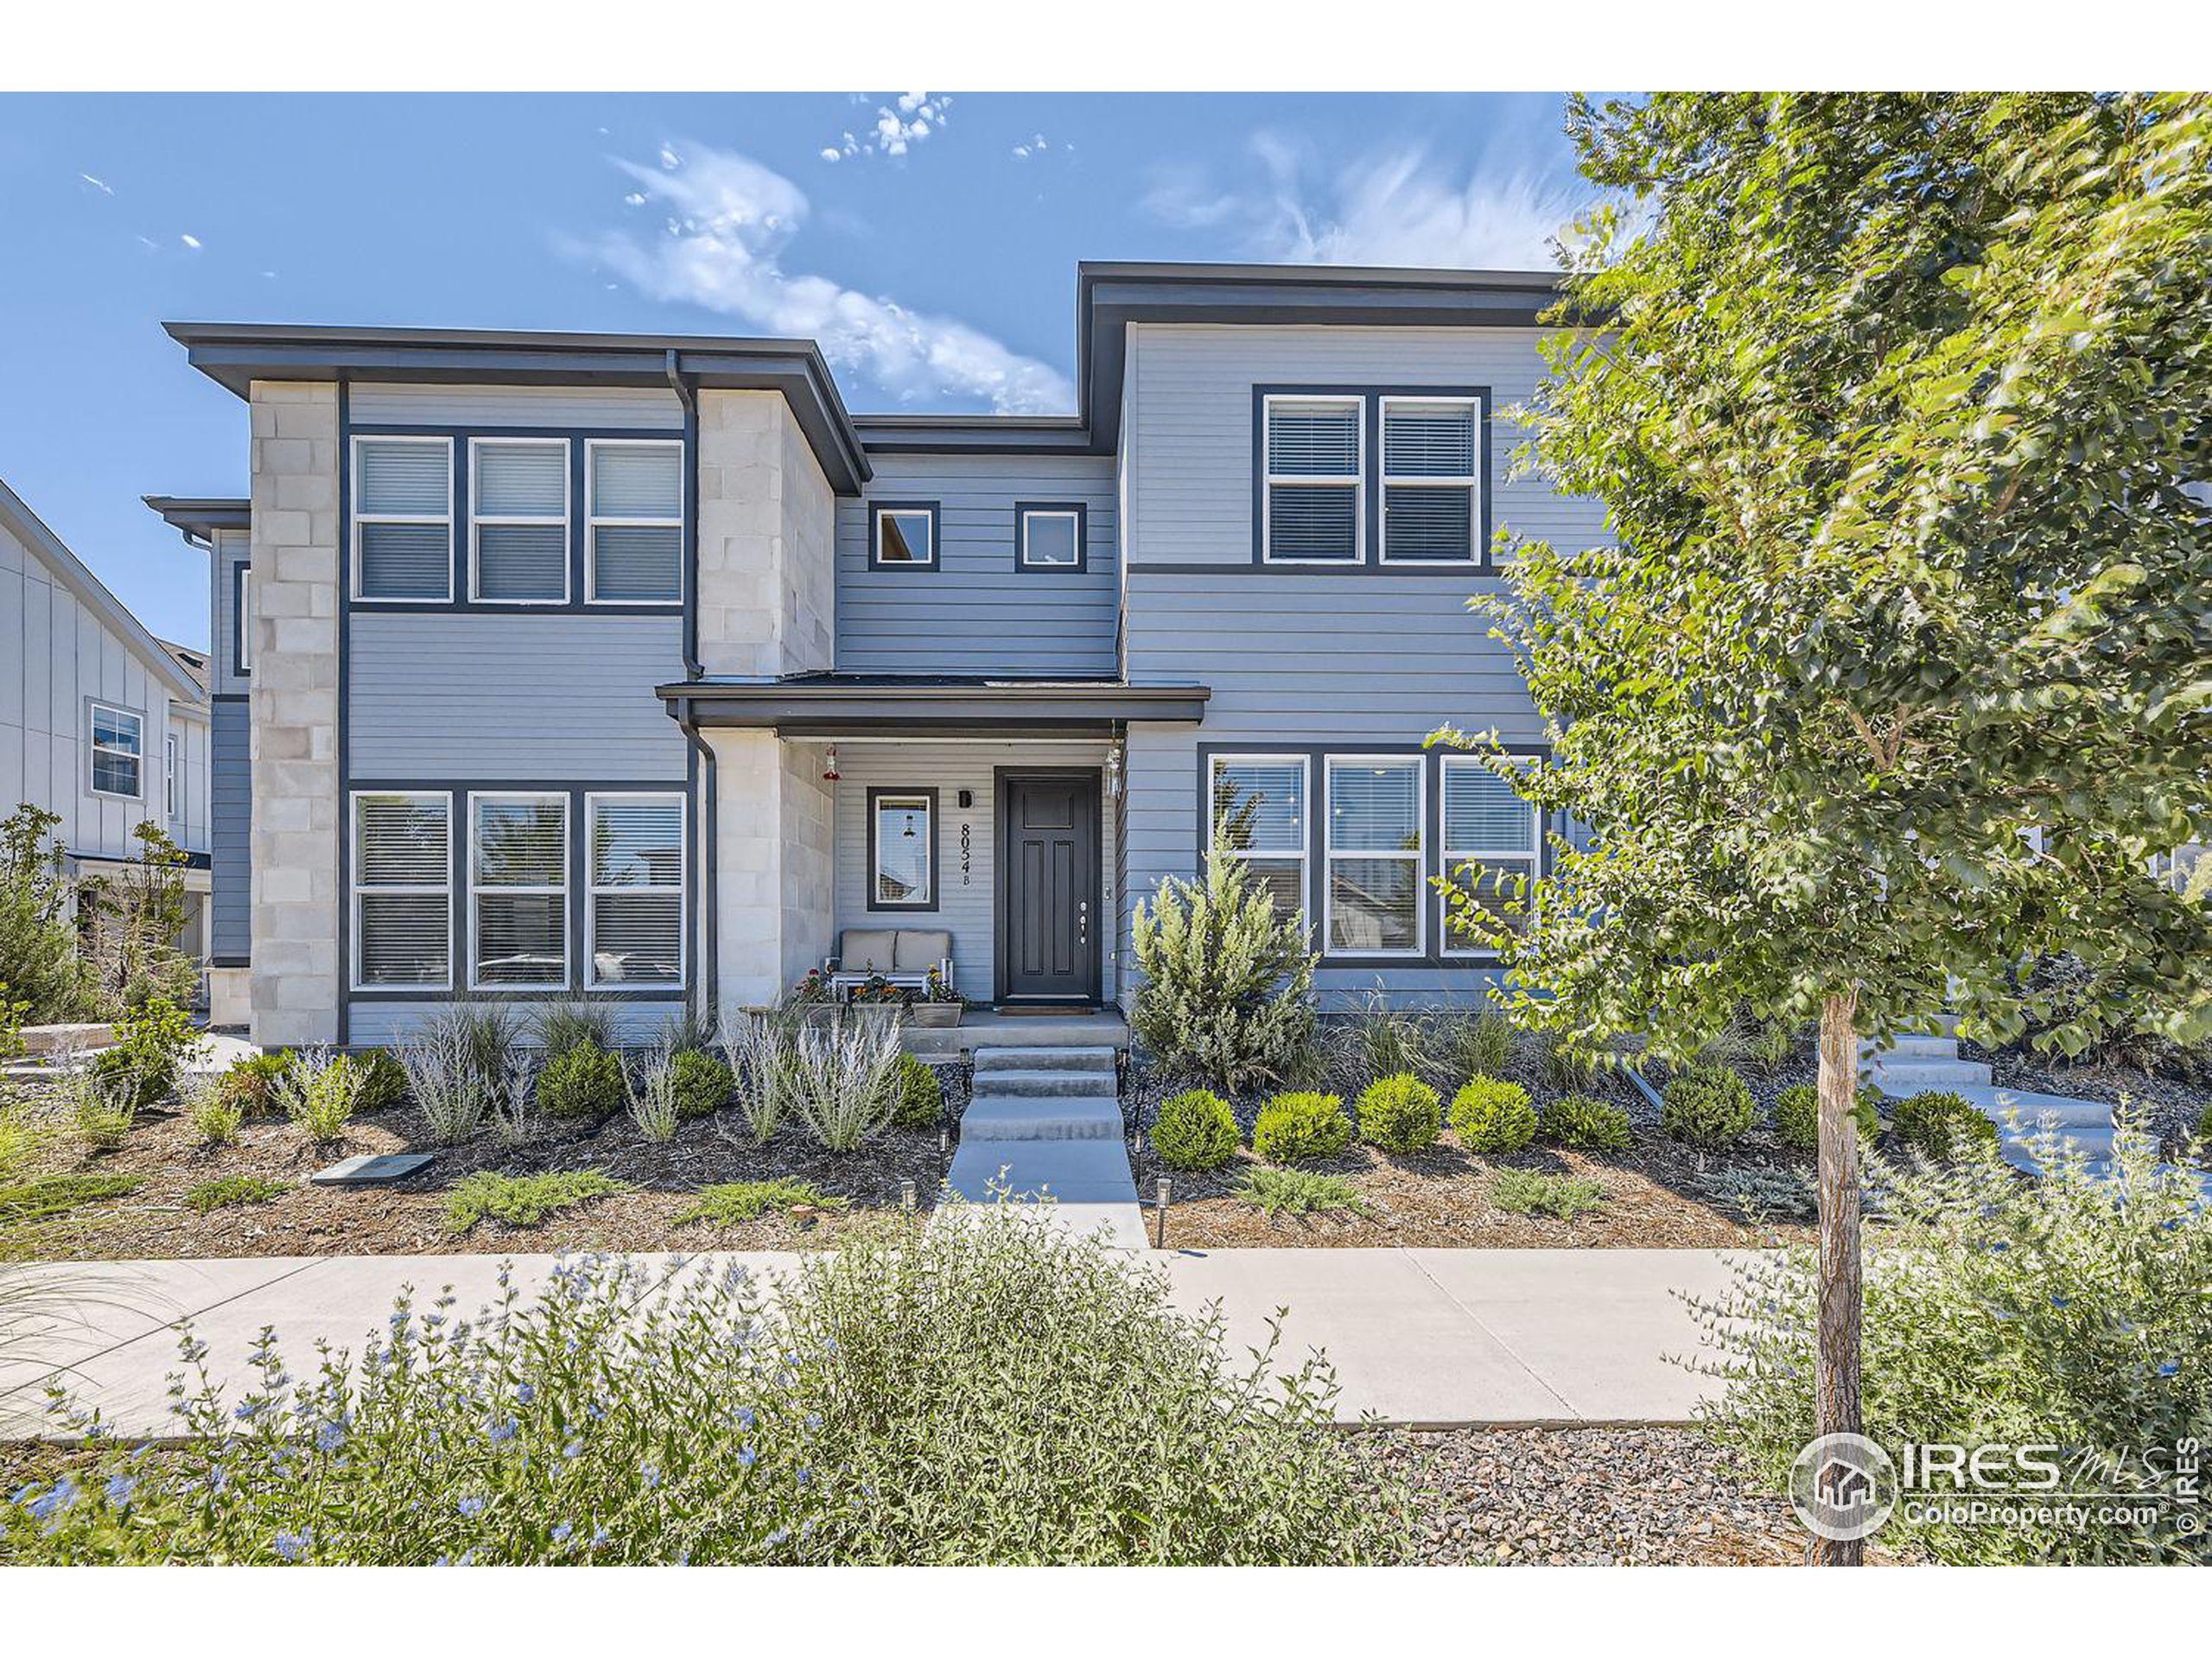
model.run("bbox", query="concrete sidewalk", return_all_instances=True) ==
[0,1246,1745,1437]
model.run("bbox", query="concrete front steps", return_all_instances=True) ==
[1859,1018,1994,1096]
[944,1046,1144,1248]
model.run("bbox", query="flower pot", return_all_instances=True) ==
[909,1002,963,1028]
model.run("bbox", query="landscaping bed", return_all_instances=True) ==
[1962,1039,2209,1148]
[0,1075,953,1262]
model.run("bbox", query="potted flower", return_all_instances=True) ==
[908,968,964,1028]
[847,976,906,1027]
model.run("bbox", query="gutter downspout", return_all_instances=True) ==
[666,352,717,1017]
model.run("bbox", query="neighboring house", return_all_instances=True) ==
[161,263,1616,1049]
[0,475,215,995]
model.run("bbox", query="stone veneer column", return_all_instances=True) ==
[696,391,837,1007]
[246,381,342,1046]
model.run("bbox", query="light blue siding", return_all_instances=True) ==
[346,612,688,781]
[211,698,251,961]
[835,454,1119,677]
[346,997,688,1047]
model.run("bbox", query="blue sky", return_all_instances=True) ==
[0,92,1590,647]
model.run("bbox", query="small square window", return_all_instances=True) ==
[871,504,938,569]
[1017,505,1085,571]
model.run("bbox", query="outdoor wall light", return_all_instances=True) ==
[822,744,840,783]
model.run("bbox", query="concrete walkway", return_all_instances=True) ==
[944,1046,1146,1248]
[0,1246,1742,1437]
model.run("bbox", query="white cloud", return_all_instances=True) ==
[586,141,1072,415]
[180,233,203,250]
[822,92,952,162]
[1143,134,1598,270]
[78,172,113,194]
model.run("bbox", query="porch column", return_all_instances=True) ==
[709,729,835,1008]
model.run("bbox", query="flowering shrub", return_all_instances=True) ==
[398,1023,490,1146]
[6,1204,1402,1564]
[1688,1117,2212,1563]
[1448,1077,1536,1153]
[787,1016,903,1153]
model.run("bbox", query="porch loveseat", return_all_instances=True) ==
[824,928,954,1002]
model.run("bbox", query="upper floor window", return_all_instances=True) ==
[232,563,251,674]
[587,440,683,602]
[1017,504,1085,571]
[354,437,454,601]
[469,438,569,603]
[89,702,143,799]
[1325,756,1423,955]
[165,734,179,819]
[870,502,938,570]
[1441,756,1539,950]
[1262,397,1363,563]
[1381,397,1479,563]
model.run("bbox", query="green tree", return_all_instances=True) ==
[0,804,100,1021]
[79,821,197,1012]
[1448,92,2212,1562]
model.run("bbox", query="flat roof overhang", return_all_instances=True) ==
[162,321,871,495]
[661,677,1210,738]
[143,495,251,538]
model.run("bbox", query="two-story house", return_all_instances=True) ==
[1,476,215,992]
[161,262,1610,1050]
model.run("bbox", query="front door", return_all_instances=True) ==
[998,772,1100,1003]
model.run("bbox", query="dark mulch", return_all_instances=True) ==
[1,1077,957,1262]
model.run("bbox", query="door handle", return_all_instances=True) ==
[1078,899,1088,946]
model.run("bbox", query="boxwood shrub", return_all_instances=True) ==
[1356,1073,1442,1154]
[1538,1092,1633,1151]
[1151,1089,1239,1172]
[1773,1082,1881,1152]
[1448,1076,1536,1154]
[671,1048,735,1122]
[1252,1091,1353,1166]
[1661,1065,1755,1148]
[537,1044,626,1122]
[891,1054,944,1130]
[1892,1090,2001,1160]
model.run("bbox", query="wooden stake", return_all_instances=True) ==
[1814,988,1866,1567]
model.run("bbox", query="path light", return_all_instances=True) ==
[900,1178,916,1212]
[1154,1177,1171,1249]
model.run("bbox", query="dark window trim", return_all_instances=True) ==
[868,500,942,572]
[1249,384,1493,571]
[865,785,940,912]
[1192,739,1550,970]
[346,423,687,616]
[1014,500,1089,573]
[230,559,251,678]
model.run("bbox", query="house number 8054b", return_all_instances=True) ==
[960,823,972,885]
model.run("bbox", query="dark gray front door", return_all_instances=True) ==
[999,772,1100,1003]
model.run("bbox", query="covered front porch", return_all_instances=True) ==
[665,674,1207,1016]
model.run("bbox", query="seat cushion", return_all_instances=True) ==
[893,930,952,972]
[841,930,899,974]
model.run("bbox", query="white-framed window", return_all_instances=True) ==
[1440,756,1541,952]
[586,792,685,988]
[165,734,179,819]
[233,563,251,674]
[1324,755,1424,956]
[88,702,143,798]
[871,503,938,569]
[1262,395,1363,563]
[469,792,569,990]
[1017,505,1084,570]
[1380,396,1480,563]
[469,437,569,603]
[868,790,936,910]
[352,791,451,990]
[587,438,683,602]
[353,436,454,601]
[1208,753,1310,929]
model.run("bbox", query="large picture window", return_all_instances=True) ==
[470,793,568,989]
[353,791,452,989]
[587,792,685,988]
[587,439,683,601]
[88,702,143,798]
[1325,757,1423,955]
[868,790,937,911]
[1208,754,1309,926]
[1262,397,1363,563]
[354,437,454,600]
[1441,757,1540,951]
[1380,397,1479,563]
[470,438,569,603]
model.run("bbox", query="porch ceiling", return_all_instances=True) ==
[659,674,1209,736]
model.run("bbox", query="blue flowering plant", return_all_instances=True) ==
[1683,1108,2212,1563]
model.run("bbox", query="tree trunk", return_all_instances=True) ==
[1813,988,1865,1566]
